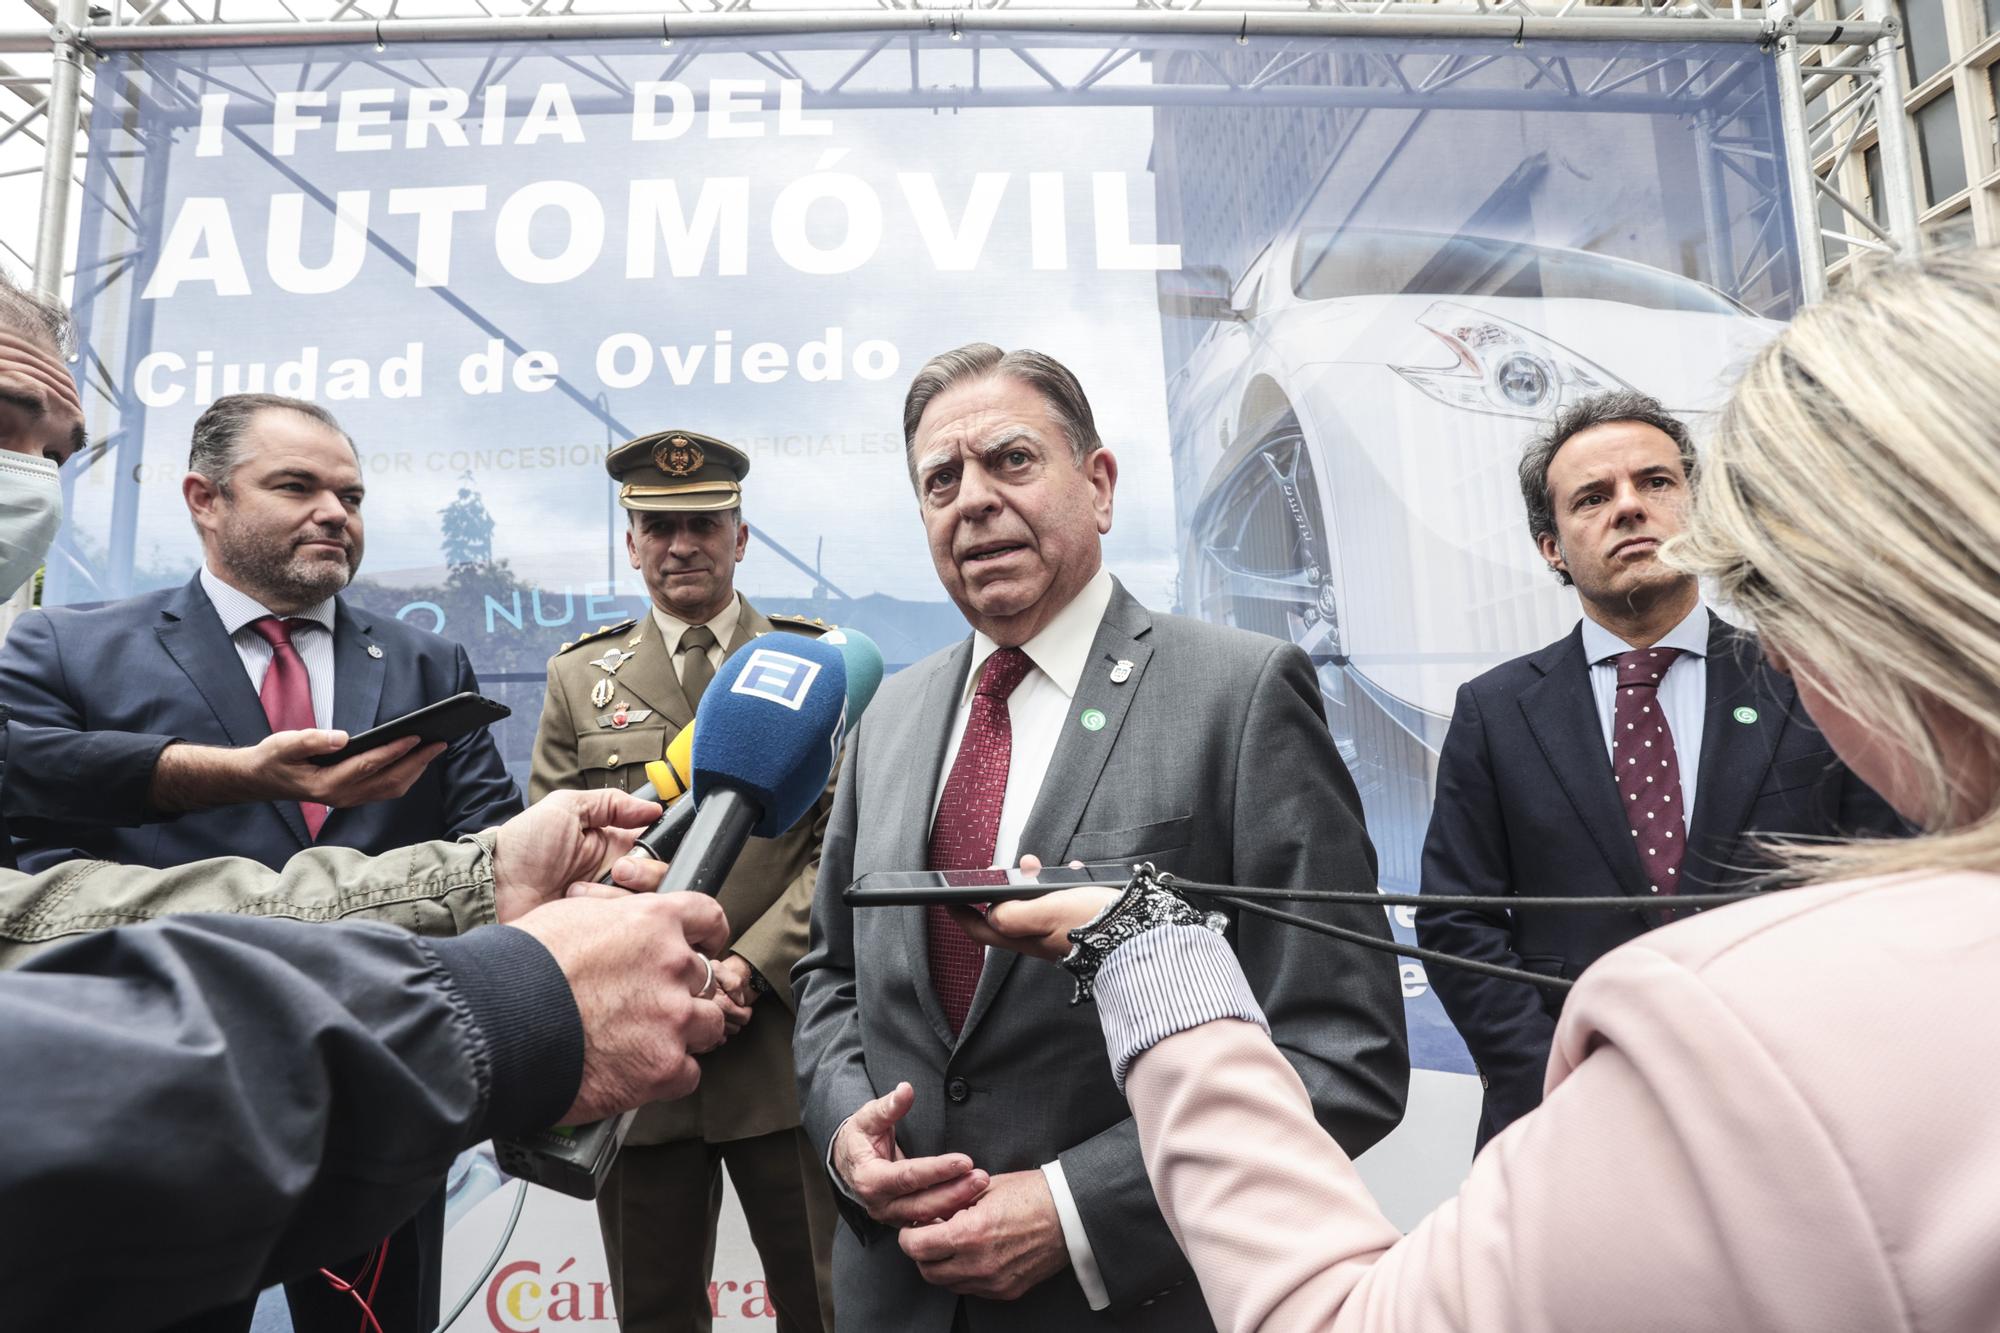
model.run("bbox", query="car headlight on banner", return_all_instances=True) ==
[1389,300,1625,418]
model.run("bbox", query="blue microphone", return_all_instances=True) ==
[663,635,848,895]
[614,627,879,876]
[499,634,848,1199]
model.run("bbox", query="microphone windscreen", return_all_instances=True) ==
[691,636,847,837]
[822,626,884,726]
[645,758,686,804]
[647,722,696,804]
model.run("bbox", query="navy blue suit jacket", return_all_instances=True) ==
[0,576,522,873]
[1413,612,1905,1148]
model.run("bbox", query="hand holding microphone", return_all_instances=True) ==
[488,788,665,920]
[507,891,731,1122]
[498,631,854,1197]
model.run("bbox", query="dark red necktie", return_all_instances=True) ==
[1610,647,1685,903]
[250,615,327,838]
[926,647,1033,1033]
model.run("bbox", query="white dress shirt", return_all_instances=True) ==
[651,596,740,688]
[199,566,337,730]
[930,567,1114,867]
[1579,601,1710,830]
[929,566,1116,1310]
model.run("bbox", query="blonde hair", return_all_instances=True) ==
[1668,247,2000,883]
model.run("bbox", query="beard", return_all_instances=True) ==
[216,523,357,610]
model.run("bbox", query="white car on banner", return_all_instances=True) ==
[1163,227,1780,881]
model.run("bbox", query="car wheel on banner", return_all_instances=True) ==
[1188,406,1347,748]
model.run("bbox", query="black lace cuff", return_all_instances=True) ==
[1060,864,1230,1003]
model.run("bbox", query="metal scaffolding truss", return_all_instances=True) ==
[0,0,1924,603]
[0,0,1919,309]
[1771,0,1922,292]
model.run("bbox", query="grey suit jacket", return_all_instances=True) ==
[792,580,1409,1332]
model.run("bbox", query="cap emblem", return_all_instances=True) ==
[655,436,705,477]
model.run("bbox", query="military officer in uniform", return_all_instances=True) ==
[531,430,836,1333]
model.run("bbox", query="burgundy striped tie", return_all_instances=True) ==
[925,648,1033,1034]
[250,616,327,838]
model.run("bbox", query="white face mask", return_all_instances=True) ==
[0,451,63,601]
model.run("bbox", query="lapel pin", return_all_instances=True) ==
[1733,706,1759,724]
[1109,659,1134,685]
[590,648,634,675]
[1080,707,1107,732]
[365,644,383,659]
[591,678,614,709]
[626,630,644,647]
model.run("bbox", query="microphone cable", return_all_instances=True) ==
[1162,878,1768,994]
[427,1176,529,1333]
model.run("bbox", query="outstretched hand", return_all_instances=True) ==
[947,855,1118,962]
[948,889,1119,962]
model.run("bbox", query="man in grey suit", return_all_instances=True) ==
[791,344,1409,1330]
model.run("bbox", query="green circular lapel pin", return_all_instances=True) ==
[1733,706,1759,725]
[1080,708,1107,732]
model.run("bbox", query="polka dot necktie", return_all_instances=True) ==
[925,647,1033,1034]
[249,616,327,838]
[1609,646,1685,903]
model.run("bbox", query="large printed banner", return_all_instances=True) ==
[69,29,1797,1320]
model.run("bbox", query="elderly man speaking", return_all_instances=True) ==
[792,344,1408,1331]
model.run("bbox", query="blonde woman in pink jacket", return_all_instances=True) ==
[945,249,2000,1332]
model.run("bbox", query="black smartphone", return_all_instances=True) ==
[842,865,1136,908]
[309,692,512,766]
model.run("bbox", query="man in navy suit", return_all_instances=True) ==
[0,391,522,1331]
[1414,391,1903,1152]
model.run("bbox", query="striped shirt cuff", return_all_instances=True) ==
[1096,924,1269,1092]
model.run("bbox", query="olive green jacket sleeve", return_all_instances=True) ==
[0,832,499,968]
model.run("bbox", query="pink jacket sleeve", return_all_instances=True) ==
[1124,942,1908,1332]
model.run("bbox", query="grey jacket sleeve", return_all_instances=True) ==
[0,833,501,967]
[1062,642,1410,1312]
[0,913,582,1332]
[1233,644,1409,1151]
[790,728,883,1241]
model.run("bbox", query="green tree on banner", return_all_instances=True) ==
[439,472,495,570]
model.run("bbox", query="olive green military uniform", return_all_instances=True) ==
[529,431,836,1333]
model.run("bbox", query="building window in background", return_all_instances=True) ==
[1915,91,1968,204]
[1900,0,1952,86]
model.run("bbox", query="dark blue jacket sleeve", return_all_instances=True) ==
[0,914,581,1330]
[1413,683,1558,1132]
[437,646,525,837]
[0,610,178,829]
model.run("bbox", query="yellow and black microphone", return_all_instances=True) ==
[642,722,695,804]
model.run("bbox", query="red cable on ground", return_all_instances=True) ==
[317,1236,390,1333]
[361,1237,388,1333]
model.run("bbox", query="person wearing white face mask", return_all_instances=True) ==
[0,273,84,600]
[0,272,98,875]
[0,449,64,600]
